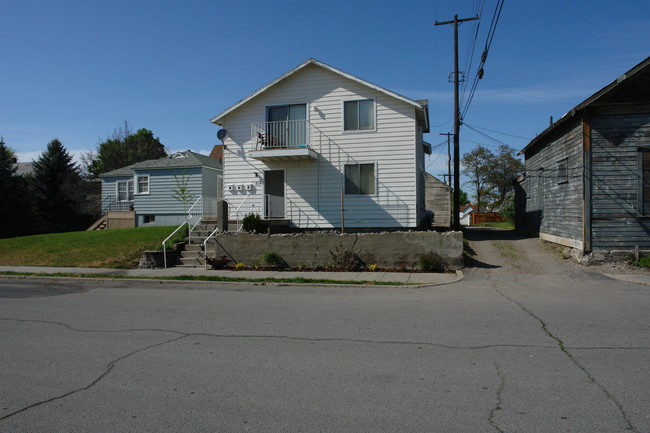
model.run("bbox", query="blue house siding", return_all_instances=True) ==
[101,175,133,211]
[134,167,203,226]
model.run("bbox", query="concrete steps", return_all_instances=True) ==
[176,222,220,268]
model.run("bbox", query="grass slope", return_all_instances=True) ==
[0,226,178,269]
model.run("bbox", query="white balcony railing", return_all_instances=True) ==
[251,120,310,151]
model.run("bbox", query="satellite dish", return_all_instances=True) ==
[217,129,228,142]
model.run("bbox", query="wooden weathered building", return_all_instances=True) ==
[517,56,650,256]
[424,173,451,227]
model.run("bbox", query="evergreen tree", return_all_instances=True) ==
[0,137,25,237]
[32,139,83,233]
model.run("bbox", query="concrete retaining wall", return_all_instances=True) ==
[211,231,464,270]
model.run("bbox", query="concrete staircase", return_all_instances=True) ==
[176,220,220,268]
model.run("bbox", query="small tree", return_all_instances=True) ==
[461,145,494,212]
[172,172,195,218]
[485,145,524,210]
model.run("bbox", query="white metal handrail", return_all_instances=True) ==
[202,226,223,269]
[162,221,188,269]
[186,195,203,243]
[229,195,250,231]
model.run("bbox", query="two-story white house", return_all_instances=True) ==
[210,58,431,231]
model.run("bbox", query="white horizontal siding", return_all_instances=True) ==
[219,63,421,228]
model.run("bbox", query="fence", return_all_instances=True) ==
[471,212,504,225]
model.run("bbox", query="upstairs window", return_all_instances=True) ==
[136,174,150,194]
[344,99,374,131]
[345,163,376,195]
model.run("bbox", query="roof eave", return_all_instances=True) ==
[210,58,427,125]
[519,55,650,156]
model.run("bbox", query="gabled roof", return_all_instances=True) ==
[100,151,222,178]
[459,203,477,214]
[521,55,650,155]
[210,58,429,132]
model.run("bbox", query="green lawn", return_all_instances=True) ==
[474,221,515,230]
[0,226,180,269]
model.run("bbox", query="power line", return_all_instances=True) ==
[463,122,531,141]
[461,0,505,119]
[464,123,511,147]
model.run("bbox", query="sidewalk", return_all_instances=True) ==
[0,266,464,287]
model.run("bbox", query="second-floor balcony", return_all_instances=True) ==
[249,120,318,161]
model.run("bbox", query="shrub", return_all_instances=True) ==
[205,255,230,270]
[261,250,286,268]
[368,264,379,272]
[241,213,268,233]
[419,252,447,272]
[329,245,364,271]
[234,262,246,270]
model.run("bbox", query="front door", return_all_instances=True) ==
[264,170,285,219]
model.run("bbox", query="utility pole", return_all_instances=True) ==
[435,14,478,230]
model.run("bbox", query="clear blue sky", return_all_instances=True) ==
[2,0,649,181]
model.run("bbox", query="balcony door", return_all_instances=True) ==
[266,104,306,148]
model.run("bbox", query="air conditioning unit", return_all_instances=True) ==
[226,184,234,191]
[244,184,253,191]
[236,184,243,191]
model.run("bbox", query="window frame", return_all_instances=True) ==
[116,179,134,202]
[135,174,150,195]
[342,99,376,132]
[344,162,377,196]
[637,147,650,217]
[557,158,568,185]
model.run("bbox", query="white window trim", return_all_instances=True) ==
[341,98,377,133]
[343,162,378,196]
[116,179,134,202]
[135,174,150,195]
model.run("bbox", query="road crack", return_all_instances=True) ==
[0,334,187,422]
[495,289,638,433]
[0,317,555,350]
[488,361,506,433]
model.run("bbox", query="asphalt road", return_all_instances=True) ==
[1,228,649,432]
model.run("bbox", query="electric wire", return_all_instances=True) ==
[460,0,484,106]
[463,122,531,141]
[461,0,505,119]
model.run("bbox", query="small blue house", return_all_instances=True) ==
[97,150,223,228]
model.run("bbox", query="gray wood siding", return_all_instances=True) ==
[523,121,584,242]
[590,109,650,249]
[218,63,421,229]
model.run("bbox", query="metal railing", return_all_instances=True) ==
[186,196,203,243]
[264,193,285,219]
[100,195,133,213]
[162,221,188,269]
[162,195,202,268]
[202,226,223,269]
[251,120,310,150]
